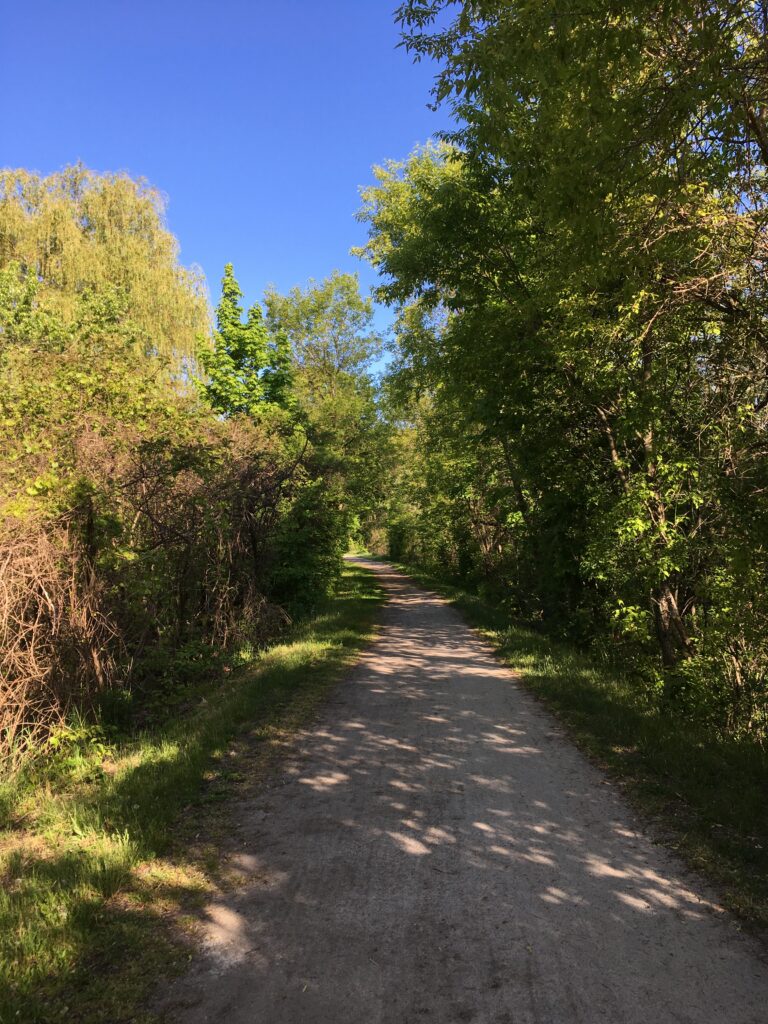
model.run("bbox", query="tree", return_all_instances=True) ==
[0,166,207,362]
[199,263,295,416]
[355,3,768,734]
[265,270,382,398]
[264,271,393,552]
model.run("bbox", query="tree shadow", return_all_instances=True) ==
[155,562,768,1024]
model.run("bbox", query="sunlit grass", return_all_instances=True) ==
[0,563,383,1024]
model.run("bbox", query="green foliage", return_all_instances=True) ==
[265,269,383,384]
[264,271,395,552]
[269,478,350,612]
[0,170,387,769]
[358,2,768,737]
[198,263,294,415]
[0,166,207,361]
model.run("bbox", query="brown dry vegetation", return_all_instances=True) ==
[0,520,122,763]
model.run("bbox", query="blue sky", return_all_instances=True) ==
[1,0,447,325]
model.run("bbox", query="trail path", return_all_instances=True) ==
[159,560,768,1023]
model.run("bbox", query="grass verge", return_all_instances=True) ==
[384,559,768,936]
[0,561,383,1024]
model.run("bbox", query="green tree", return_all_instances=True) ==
[265,271,393,554]
[199,263,270,415]
[357,2,768,734]
[0,166,207,361]
[265,270,382,399]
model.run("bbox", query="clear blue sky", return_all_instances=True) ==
[1,0,446,323]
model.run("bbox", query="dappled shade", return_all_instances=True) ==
[158,563,768,1024]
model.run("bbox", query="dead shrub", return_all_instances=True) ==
[0,416,303,769]
[0,517,121,769]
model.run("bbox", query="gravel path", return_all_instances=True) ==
[159,559,768,1023]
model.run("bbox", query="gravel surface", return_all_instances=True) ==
[158,559,768,1023]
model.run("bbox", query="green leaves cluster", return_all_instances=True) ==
[199,263,294,416]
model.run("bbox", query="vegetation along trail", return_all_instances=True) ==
[158,560,768,1024]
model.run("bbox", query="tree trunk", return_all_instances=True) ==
[652,579,693,667]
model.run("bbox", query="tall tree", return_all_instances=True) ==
[355,2,768,734]
[265,271,393,550]
[199,263,295,416]
[265,270,382,400]
[0,166,207,361]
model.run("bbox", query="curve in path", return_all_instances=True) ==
[159,560,768,1024]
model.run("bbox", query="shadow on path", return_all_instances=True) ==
[157,561,768,1024]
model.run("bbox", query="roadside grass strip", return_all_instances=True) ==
[0,563,383,1024]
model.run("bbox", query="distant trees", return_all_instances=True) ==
[264,271,393,569]
[356,1,768,737]
[265,270,382,384]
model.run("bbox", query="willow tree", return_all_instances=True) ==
[0,165,207,361]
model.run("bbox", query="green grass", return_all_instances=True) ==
[384,559,768,935]
[0,562,383,1024]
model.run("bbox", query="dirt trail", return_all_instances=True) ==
[158,560,768,1023]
